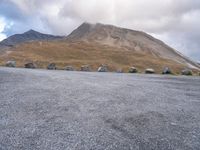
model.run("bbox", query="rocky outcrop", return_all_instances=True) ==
[47,63,57,70]
[129,67,138,73]
[181,69,193,76]
[162,67,172,74]
[66,22,200,70]
[145,68,155,74]
[6,61,16,67]
[80,65,91,72]
[25,63,37,69]
[98,65,108,72]
[65,66,75,71]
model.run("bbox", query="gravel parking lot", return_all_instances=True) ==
[0,67,200,150]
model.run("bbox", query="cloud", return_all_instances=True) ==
[0,0,200,61]
[0,17,7,41]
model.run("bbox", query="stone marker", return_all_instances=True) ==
[25,63,37,69]
[81,65,91,72]
[98,64,108,72]
[47,63,57,70]
[145,68,155,74]
[129,67,138,73]
[162,67,172,74]
[6,61,16,67]
[181,69,193,76]
[65,66,75,71]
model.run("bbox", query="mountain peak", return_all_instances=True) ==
[67,22,130,41]
[0,29,64,48]
[79,22,113,28]
[27,29,36,32]
[24,29,40,34]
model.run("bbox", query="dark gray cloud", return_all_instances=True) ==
[0,0,200,61]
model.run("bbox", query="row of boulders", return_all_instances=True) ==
[4,61,197,75]
[128,67,193,75]
[128,67,172,74]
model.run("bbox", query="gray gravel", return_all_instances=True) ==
[0,67,200,150]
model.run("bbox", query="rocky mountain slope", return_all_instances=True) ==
[0,22,199,73]
[67,23,199,69]
[0,29,63,49]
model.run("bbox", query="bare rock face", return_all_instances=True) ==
[145,68,155,74]
[47,63,57,70]
[25,63,37,69]
[80,65,91,72]
[65,66,75,71]
[98,64,108,72]
[129,67,138,73]
[162,67,172,74]
[6,61,16,67]
[182,69,193,76]
[67,22,200,70]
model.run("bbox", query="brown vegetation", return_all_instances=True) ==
[0,40,191,74]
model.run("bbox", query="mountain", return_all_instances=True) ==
[0,23,199,73]
[0,29,64,49]
[67,23,199,69]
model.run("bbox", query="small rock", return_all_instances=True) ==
[129,67,138,73]
[145,68,155,74]
[47,63,57,70]
[6,61,16,67]
[24,63,37,69]
[162,67,172,74]
[81,65,91,72]
[65,66,75,71]
[98,65,108,72]
[181,69,193,76]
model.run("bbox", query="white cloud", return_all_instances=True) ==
[0,17,7,41]
[1,0,200,60]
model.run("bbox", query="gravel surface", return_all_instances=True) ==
[0,67,200,150]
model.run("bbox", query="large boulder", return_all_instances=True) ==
[162,67,172,74]
[181,69,193,76]
[80,65,91,72]
[65,66,75,71]
[6,61,16,67]
[98,65,108,72]
[25,63,37,69]
[129,67,138,73]
[47,63,57,70]
[145,68,155,74]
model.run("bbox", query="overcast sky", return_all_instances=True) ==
[0,0,200,61]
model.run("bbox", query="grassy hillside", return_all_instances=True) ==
[0,40,192,74]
